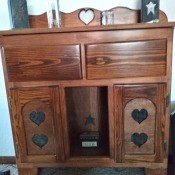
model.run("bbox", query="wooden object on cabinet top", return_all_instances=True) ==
[28,7,168,28]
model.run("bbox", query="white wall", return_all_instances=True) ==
[0,0,14,156]
[0,0,12,30]
[0,53,15,156]
[0,0,175,156]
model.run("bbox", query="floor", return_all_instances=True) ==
[0,165,145,175]
[0,164,173,175]
[0,165,17,175]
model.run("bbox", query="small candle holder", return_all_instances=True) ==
[101,10,114,25]
[46,0,61,28]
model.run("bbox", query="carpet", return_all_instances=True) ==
[0,165,145,175]
[40,167,144,175]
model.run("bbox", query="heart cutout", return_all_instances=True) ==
[79,9,95,25]
[32,134,48,148]
[131,109,148,124]
[131,133,148,147]
[29,111,45,126]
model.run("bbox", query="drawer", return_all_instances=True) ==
[86,40,167,79]
[5,45,81,81]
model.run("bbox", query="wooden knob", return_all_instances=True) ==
[95,57,106,65]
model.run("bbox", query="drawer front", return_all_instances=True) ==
[5,45,81,81]
[86,40,167,79]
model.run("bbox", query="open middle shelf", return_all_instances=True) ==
[65,86,109,157]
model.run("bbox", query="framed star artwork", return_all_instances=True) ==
[9,0,30,29]
[141,0,160,23]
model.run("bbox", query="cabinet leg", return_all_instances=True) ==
[144,168,167,175]
[18,168,38,175]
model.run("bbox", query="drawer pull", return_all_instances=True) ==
[56,58,61,64]
[96,57,106,65]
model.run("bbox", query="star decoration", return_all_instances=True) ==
[85,115,95,126]
[146,2,156,15]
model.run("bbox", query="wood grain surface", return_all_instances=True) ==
[124,98,156,155]
[114,84,166,163]
[28,7,168,28]
[86,40,167,79]
[124,84,165,163]
[65,87,109,157]
[5,45,81,81]
[145,168,167,175]
[10,87,65,163]
[18,168,38,175]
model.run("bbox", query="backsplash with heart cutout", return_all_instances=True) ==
[79,9,95,25]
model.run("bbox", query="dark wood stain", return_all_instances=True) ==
[86,40,167,79]
[5,45,81,81]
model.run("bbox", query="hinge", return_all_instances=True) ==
[165,94,170,108]
[15,143,19,158]
[163,140,167,154]
[164,94,170,114]
[7,96,12,110]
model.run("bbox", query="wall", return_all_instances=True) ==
[0,0,12,30]
[0,0,14,156]
[0,0,175,156]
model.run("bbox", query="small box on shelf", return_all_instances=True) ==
[79,131,101,148]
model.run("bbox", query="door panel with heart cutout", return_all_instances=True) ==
[10,87,65,163]
[114,84,166,163]
[124,97,156,155]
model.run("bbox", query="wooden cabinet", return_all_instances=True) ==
[0,21,174,175]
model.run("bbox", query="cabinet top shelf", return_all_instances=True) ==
[0,22,175,36]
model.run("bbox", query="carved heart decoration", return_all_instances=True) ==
[32,134,48,148]
[131,133,148,147]
[79,9,95,25]
[29,111,45,126]
[131,109,148,124]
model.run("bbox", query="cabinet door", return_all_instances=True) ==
[10,87,65,163]
[114,84,166,163]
